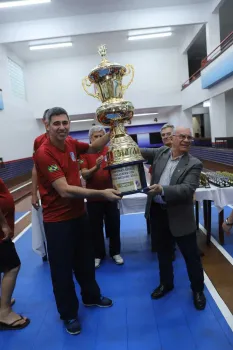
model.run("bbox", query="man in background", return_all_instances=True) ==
[31,109,49,210]
[80,126,123,269]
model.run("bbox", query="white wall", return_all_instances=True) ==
[0,45,41,161]
[25,48,183,119]
[225,89,233,137]
[167,106,193,130]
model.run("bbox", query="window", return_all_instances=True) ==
[130,134,138,144]
[8,58,26,99]
[149,132,162,144]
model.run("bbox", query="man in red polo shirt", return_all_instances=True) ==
[0,178,30,330]
[80,126,123,269]
[32,109,49,210]
[34,107,121,335]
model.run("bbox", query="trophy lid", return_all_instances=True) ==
[88,45,126,83]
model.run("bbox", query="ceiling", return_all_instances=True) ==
[0,0,210,24]
[5,25,188,62]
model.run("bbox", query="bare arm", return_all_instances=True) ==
[222,210,233,234]
[0,208,12,240]
[52,177,120,201]
[87,132,110,153]
[31,164,40,210]
[81,167,98,180]
[81,156,103,180]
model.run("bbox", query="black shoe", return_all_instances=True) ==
[83,296,113,308]
[64,318,81,335]
[151,284,174,299]
[193,291,206,310]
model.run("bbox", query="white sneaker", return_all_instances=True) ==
[95,258,101,268]
[112,255,124,265]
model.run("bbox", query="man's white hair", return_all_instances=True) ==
[88,125,106,140]
[160,123,174,134]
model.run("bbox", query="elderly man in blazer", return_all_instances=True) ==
[141,126,206,310]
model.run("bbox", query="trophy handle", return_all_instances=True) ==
[122,64,135,92]
[82,77,100,100]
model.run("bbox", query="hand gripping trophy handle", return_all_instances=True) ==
[122,64,134,93]
[82,76,100,100]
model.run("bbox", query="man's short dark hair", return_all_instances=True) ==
[42,109,49,121]
[47,107,69,124]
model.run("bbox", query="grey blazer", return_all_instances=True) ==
[141,146,203,237]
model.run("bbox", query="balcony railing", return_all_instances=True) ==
[182,31,233,90]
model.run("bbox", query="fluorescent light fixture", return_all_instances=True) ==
[128,32,172,41]
[128,27,172,37]
[29,42,72,50]
[134,113,158,117]
[70,119,94,123]
[0,0,51,8]
[203,100,210,108]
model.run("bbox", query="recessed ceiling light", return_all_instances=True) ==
[0,0,51,8]
[134,113,158,117]
[128,32,172,41]
[29,42,73,50]
[70,119,95,123]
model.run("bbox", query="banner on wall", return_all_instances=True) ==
[0,89,4,110]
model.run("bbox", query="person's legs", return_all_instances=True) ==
[176,232,206,310]
[72,215,112,307]
[150,204,174,287]
[0,240,29,329]
[176,232,204,292]
[104,202,122,261]
[44,220,79,321]
[86,202,106,260]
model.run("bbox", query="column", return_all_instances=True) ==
[206,12,221,55]
[180,109,193,131]
[225,90,233,137]
[209,94,227,143]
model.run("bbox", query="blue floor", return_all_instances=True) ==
[1,213,233,350]
[14,212,27,222]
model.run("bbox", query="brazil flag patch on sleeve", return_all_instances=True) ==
[48,164,59,172]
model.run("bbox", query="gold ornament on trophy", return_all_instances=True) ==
[82,45,147,195]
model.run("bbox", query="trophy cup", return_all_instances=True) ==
[82,45,147,195]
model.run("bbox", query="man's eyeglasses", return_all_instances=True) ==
[173,134,194,142]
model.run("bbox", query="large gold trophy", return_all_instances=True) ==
[82,45,147,195]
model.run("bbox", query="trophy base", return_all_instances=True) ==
[105,160,147,196]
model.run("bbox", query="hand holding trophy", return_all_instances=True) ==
[82,45,147,195]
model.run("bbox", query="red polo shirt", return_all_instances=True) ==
[34,137,89,222]
[80,147,112,202]
[33,133,48,153]
[0,178,15,243]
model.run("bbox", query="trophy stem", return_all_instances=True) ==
[110,122,126,139]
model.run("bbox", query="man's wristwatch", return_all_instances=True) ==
[225,218,233,226]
